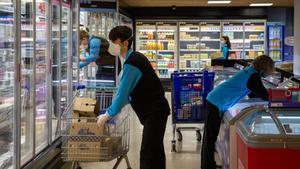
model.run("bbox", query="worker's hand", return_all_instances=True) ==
[97,112,110,128]
[80,57,86,61]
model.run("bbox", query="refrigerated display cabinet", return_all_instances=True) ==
[216,78,299,169]
[0,0,80,168]
[136,20,266,77]
[179,22,201,71]
[79,11,118,82]
[236,108,300,169]
[223,20,266,60]
[136,21,158,70]
[200,21,220,65]
[0,1,14,168]
[243,21,265,59]
[216,100,268,169]
[267,23,284,61]
[223,21,245,59]
[156,22,177,78]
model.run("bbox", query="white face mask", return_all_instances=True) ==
[108,42,121,57]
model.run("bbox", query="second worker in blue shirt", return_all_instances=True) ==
[201,55,275,169]
[97,26,170,169]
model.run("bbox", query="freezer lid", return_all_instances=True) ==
[224,99,268,124]
[271,109,300,136]
[236,109,300,148]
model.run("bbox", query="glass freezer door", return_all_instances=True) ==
[35,0,48,154]
[72,0,79,94]
[244,21,265,59]
[222,21,244,59]
[20,0,35,165]
[156,22,177,78]
[136,22,157,70]
[51,0,60,142]
[179,22,200,72]
[0,1,14,168]
[61,1,70,116]
[267,24,284,61]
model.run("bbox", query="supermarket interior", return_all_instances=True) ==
[1,0,300,169]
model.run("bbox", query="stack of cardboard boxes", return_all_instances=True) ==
[66,97,122,161]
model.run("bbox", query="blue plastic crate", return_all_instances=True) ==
[171,71,215,123]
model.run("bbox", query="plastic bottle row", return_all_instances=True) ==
[139,41,175,50]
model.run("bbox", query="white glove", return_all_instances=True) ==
[97,112,111,128]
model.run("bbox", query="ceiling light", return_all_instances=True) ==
[250,3,273,6]
[0,2,13,5]
[208,1,231,4]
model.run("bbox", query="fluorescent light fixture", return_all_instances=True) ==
[250,3,273,6]
[0,2,13,5]
[208,1,231,4]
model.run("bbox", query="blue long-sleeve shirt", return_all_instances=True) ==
[80,36,101,68]
[221,44,229,60]
[106,49,142,117]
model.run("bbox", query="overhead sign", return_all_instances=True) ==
[80,0,117,12]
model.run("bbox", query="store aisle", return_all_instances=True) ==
[77,92,202,169]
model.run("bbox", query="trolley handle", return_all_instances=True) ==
[73,83,86,90]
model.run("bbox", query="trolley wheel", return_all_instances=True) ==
[196,130,202,142]
[171,140,176,152]
[177,130,183,142]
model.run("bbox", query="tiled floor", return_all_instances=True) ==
[67,93,210,169]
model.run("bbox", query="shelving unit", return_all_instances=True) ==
[136,22,177,78]
[136,22,157,70]
[136,20,267,76]
[267,23,284,61]
[243,22,265,59]
[179,22,200,71]
[223,21,245,59]
[156,22,177,78]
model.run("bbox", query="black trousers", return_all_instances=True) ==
[140,113,168,169]
[201,101,223,169]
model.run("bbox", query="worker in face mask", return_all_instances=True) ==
[201,55,275,169]
[97,26,170,169]
[79,28,121,83]
[220,36,231,60]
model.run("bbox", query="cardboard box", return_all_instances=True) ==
[249,51,256,59]
[73,97,97,117]
[70,122,103,136]
[102,137,122,157]
[210,52,222,59]
[67,141,102,161]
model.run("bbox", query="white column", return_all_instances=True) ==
[294,0,300,75]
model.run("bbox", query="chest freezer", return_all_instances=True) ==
[216,99,268,169]
[236,108,300,169]
[213,66,241,87]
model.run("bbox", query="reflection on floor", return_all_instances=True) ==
[76,93,202,169]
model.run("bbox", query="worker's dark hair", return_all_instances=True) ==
[80,29,89,41]
[109,26,133,49]
[252,55,275,74]
[222,36,231,49]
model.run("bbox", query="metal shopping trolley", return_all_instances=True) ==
[61,86,132,169]
[171,71,215,152]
